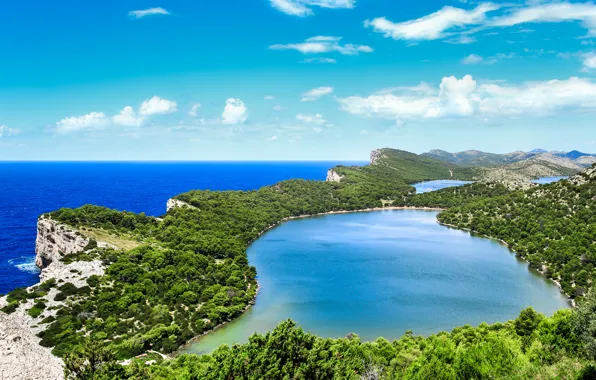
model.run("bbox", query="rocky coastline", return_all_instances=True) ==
[0,218,108,380]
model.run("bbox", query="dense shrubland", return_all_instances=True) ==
[66,294,596,379]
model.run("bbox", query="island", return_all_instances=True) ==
[1,148,596,379]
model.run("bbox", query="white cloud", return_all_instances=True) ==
[270,0,354,17]
[462,52,514,64]
[0,125,21,138]
[264,95,275,100]
[55,112,109,133]
[222,98,248,125]
[582,53,596,70]
[139,96,177,116]
[364,3,500,41]
[113,106,145,127]
[188,103,202,117]
[273,105,286,111]
[301,86,334,101]
[128,7,170,19]
[445,35,477,44]
[302,57,337,64]
[462,54,484,64]
[338,75,596,120]
[267,135,278,141]
[296,113,326,124]
[491,2,596,35]
[270,36,373,55]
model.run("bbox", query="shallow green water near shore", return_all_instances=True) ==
[184,210,569,355]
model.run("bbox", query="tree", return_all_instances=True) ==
[574,289,596,359]
[64,339,123,379]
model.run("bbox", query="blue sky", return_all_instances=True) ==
[1,0,596,160]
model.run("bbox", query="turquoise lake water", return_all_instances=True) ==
[184,210,569,355]
[413,180,474,193]
[532,176,569,184]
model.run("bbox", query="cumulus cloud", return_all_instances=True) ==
[222,98,248,125]
[128,7,170,19]
[365,3,499,41]
[270,0,354,17]
[270,36,373,55]
[55,112,109,133]
[296,113,326,124]
[188,103,202,117]
[301,86,334,102]
[0,125,21,138]
[113,106,145,127]
[338,75,596,121]
[139,96,177,116]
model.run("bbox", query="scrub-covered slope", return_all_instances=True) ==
[439,165,596,298]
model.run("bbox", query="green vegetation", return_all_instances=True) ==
[66,294,596,379]
[438,166,596,300]
[332,149,478,201]
[5,149,596,378]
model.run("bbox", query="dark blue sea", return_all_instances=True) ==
[0,162,363,295]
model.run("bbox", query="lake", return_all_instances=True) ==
[184,209,570,355]
[413,180,474,193]
[532,176,569,184]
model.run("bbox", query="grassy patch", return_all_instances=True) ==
[79,228,142,251]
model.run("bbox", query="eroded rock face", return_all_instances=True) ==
[35,217,90,269]
[166,198,196,212]
[326,170,343,183]
[370,149,384,165]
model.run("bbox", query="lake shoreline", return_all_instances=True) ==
[439,221,576,308]
[181,206,569,355]
[177,206,446,356]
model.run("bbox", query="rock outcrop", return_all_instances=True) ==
[35,217,90,269]
[166,198,197,212]
[325,170,343,183]
[370,149,384,165]
[1,217,112,380]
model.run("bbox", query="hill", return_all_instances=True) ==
[424,148,596,168]
[422,149,533,167]
[330,148,478,185]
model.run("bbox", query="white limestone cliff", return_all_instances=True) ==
[166,198,197,212]
[0,217,113,379]
[326,170,343,183]
[370,149,384,165]
[35,217,90,268]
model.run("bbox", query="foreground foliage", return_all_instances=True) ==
[67,298,596,379]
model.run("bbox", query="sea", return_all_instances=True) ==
[0,161,363,295]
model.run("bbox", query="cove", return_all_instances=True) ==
[183,210,569,355]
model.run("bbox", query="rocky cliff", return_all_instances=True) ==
[370,149,384,165]
[166,198,197,212]
[35,217,90,269]
[1,217,112,380]
[325,170,343,183]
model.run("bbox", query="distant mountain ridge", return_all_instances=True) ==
[423,149,596,168]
